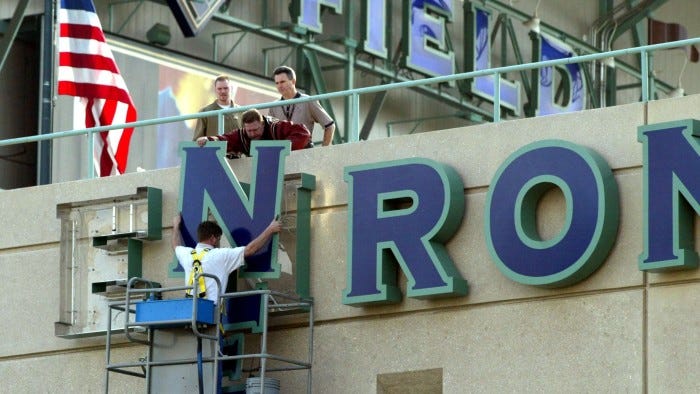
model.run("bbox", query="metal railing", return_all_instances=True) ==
[1,37,699,180]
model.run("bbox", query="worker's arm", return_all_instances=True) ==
[171,214,182,250]
[243,220,282,257]
[322,122,335,146]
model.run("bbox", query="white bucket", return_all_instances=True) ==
[245,377,280,394]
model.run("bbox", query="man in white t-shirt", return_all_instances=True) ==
[171,214,281,304]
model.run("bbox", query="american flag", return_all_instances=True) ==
[57,0,137,177]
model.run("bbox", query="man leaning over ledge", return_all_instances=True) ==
[196,108,312,158]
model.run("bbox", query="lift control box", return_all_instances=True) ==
[135,298,215,326]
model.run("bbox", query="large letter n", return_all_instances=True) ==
[177,141,289,278]
[638,119,700,272]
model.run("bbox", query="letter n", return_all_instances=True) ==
[342,158,467,306]
[638,119,700,271]
[176,141,289,279]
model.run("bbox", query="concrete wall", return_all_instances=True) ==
[2,94,700,393]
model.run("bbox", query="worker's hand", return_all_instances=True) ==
[196,136,208,147]
[172,213,182,228]
[267,219,282,235]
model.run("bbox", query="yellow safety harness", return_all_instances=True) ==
[186,248,210,298]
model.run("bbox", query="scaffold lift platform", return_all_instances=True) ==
[104,275,314,393]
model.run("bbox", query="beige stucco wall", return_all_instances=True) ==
[3,94,700,393]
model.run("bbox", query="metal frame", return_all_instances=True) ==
[104,275,313,393]
[2,35,698,179]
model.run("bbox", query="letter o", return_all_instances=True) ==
[485,140,619,287]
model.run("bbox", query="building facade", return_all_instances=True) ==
[3,93,700,392]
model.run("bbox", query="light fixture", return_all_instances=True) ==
[669,55,688,98]
[146,23,171,46]
[524,0,542,33]
[668,86,684,98]
[601,56,616,68]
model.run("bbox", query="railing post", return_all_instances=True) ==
[348,93,360,142]
[87,131,95,179]
[217,112,224,135]
[494,72,502,122]
[641,50,649,103]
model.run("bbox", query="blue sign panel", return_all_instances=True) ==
[534,34,586,116]
[466,5,521,115]
[638,119,700,271]
[361,0,388,58]
[485,140,619,287]
[402,0,455,77]
[343,158,467,306]
[293,0,343,33]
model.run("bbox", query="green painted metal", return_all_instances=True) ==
[359,91,387,140]
[605,0,668,106]
[301,47,344,144]
[0,0,30,79]
[40,0,54,186]
[294,173,316,300]
[100,0,678,144]
[494,73,501,122]
[525,31,541,117]
[146,187,163,241]
[581,60,600,109]
[211,13,493,120]
[641,51,650,102]
[107,0,145,34]
[4,37,700,179]
[212,29,247,64]
[128,238,143,279]
[504,18,531,98]
[343,0,356,144]
[483,0,674,93]
[262,44,295,77]
[612,0,668,41]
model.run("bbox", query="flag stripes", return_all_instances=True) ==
[58,0,137,176]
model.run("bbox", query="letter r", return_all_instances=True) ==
[342,158,467,306]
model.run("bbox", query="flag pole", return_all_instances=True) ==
[38,0,56,185]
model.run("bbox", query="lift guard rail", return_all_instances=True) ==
[104,274,314,393]
[104,273,222,392]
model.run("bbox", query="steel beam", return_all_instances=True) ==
[212,13,493,121]
[0,0,30,73]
